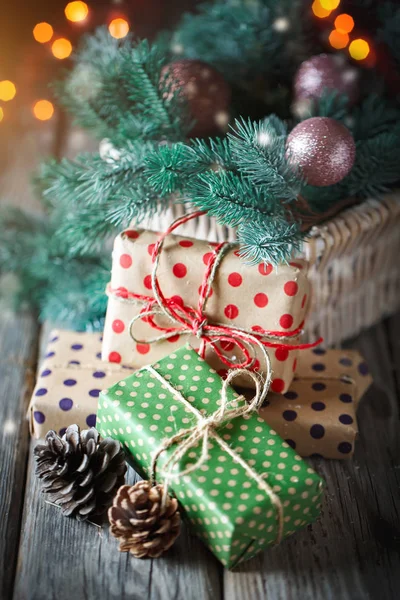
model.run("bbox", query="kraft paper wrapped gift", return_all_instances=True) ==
[258,348,373,459]
[28,329,134,438]
[97,345,325,569]
[102,228,311,393]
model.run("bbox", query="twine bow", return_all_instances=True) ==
[147,349,284,545]
[108,211,322,371]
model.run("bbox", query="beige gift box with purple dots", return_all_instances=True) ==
[28,329,134,439]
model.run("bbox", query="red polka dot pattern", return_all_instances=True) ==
[271,378,285,393]
[254,293,268,308]
[143,275,152,290]
[112,319,125,334]
[228,272,242,287]
[173,263,187,278]
[289,261,303,269]
[279,314,294,329]
[109,351,121,363]
[203,252,213,265]
[125,230,139,239]
[275,348,289,362]
[136,343,150,355]
[284,281,298,297]
[258,263,273,276]
[167,334,180,343]
[171,295,184,307]
[147,244,155,256]
[224,304,239,319]
[218,369,228,379]
[301,294,307,309]
[119,254,132,269]
[179,240,193,248]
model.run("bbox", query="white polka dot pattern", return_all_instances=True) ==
[97,345,325,568]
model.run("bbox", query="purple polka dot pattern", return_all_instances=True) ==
[34,411,46,424]
[59,427,67,437]
[311,402,325,411]
[310,424,325,439]
[313,348,326,355]
[358,362,369,376]
[338,442,352,454]
[340,393,352,403]
[312,363,326,372]
[339,414,353,425]
[312,382,326,391]
[35,388,47,397]
[285,439,296,449]
[30,329,136,441]
[59,398,73,411]
[283,410,297,422]
[339,357,353,366]
[93,371,106,379]
[86,414,97,427]
[284,391,298,400]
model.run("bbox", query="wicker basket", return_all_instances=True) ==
[141,194,400,346]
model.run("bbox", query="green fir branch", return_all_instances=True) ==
[238,219,303,266]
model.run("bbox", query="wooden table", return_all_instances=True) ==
[1,130,400,600]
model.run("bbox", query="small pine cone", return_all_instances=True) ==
[109,481,181,558]
[34,424,127,521]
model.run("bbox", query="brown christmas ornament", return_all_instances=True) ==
[161,59,231,138]
[34,424,126,521]
[109,481,181,558]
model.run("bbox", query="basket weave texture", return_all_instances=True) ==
[140,195,400,346]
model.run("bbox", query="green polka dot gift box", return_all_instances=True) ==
[97,345,325,569]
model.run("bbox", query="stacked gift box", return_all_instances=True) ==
[29,225,373,568]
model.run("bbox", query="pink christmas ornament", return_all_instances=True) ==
[286,117,356,187]
[294,54,359,105]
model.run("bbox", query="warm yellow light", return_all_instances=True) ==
[320,0,341,9]
[334,14,354,33]
[0,107,4,122]
[329,29,349,49]
[33,100,54,121]
[312,0,331,18]
[0,81,16,102]
[65,2,89,23]
[33,22,54,44]
[108,18,129,39]
[349,39,370,61]
[51,38,73,60]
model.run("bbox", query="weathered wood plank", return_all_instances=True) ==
[0,313,39,600]
[13,326,222,600]
[224,319,400,600]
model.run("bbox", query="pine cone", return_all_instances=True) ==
[34,424,127,521]
[109,481,181,558]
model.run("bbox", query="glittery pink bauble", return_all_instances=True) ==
[161,59,231,138]
[294,54,359,105]
[286,117,356,187]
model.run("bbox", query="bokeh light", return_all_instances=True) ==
[334,14,354,34]
[312,1,331,18]
[33,22,54,44]
[108,18,129,39]
[349,39,370,61]
[65,2,89,23]
[320,0,341,9]
[52,38,73,60]
[329,29,349,49]
[33,100,54,121]
[0,81,16,102]
[0,107,4,122]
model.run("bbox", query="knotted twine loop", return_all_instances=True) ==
[147,342,285,545]
[111,211,322,370]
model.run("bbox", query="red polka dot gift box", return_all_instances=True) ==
[28,329,134,439]
[102,229,312,392]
